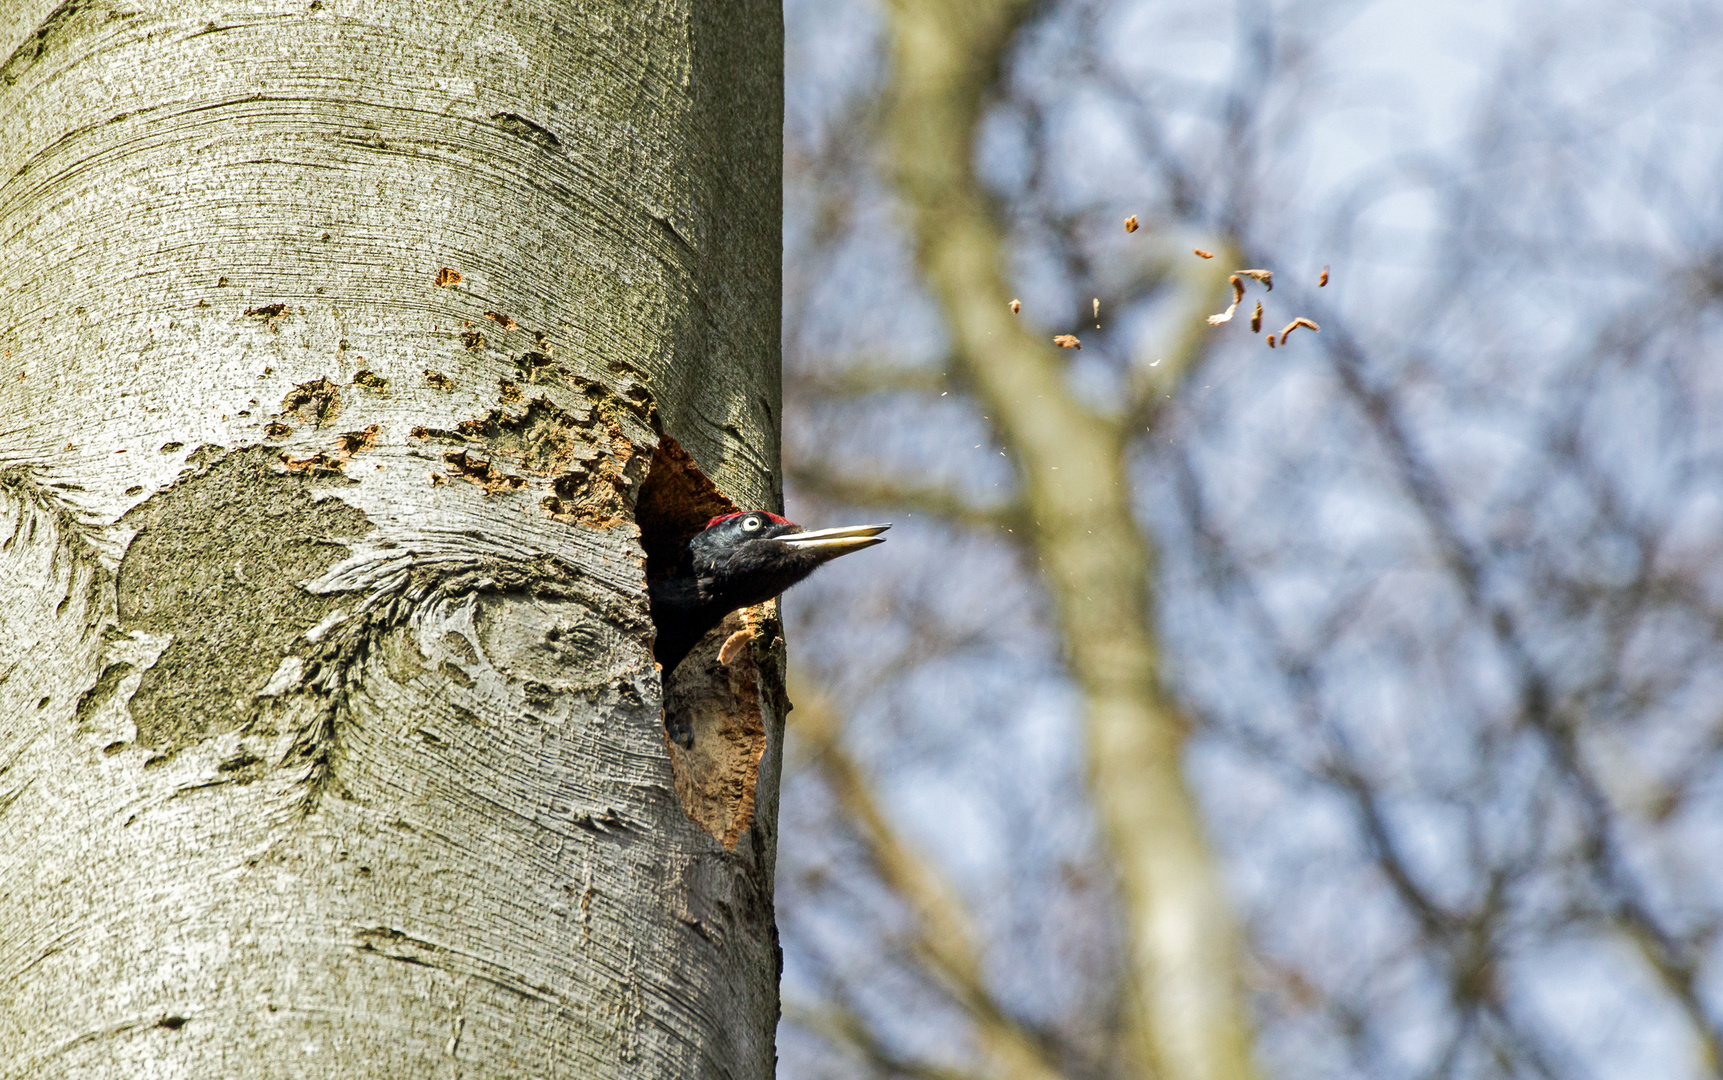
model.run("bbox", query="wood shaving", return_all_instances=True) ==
[1093,298,1100,318]
[1124,215,1140,233]
[1010,299,1021,314]
[1267,335,1277,349]
[1236,268,1272,291]
[1278,317,1320,344]
[1193,248,1214,259]
[1250,301,1263,333]
[1207,303,1238,326]
[1319,265,1329,287]
[1053,334,1082,350]
[718,629,753,666]
[1229,275,1245,305]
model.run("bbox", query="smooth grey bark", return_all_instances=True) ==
[0,1,784,1077]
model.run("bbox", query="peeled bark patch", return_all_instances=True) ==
[280,426,378,477]
[664,608,771,848]
[442,449,528,493]
[115,448,372,751]
[280,376,342,427]
[411,394,648,526]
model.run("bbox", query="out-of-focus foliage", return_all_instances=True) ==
[776,1,1723,1077]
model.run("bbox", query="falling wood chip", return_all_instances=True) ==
[1267,335,1277,349]
[1250,301,1263,333]
[1124,215,1140,233]
[1093,298,1100,319]
[1229,275,1245,305]
[1193,248,1214,259]
[1053,334,1081,349]
[1236,268,1272,291]
[1010,299,1021,314]
[1207,303,1238,326]
[1278,317,1320,344]
[1319,265,1330,287]
[718,629,753,666]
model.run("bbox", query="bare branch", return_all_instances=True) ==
[882,3,1262,1077]
[788,362,954,400]
[788,463,1026,534]
[1123,245,1237,432]
[1314,320,1723,1070]
[1169,445,1588,1078]
[783,999,987,1080]
[789,681,1073,1080]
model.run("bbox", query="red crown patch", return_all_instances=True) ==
[704,511,794,529]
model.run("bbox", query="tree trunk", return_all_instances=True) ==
[882,3,1262,1079]
[0,2,785,1077]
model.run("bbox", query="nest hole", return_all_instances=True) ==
[635,434,737,591]
[635,435,772,849]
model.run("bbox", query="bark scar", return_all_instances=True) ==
[662,607,770,849]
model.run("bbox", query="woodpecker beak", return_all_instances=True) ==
[777,523,891,560]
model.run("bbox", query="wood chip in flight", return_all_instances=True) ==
[1010,299,1021,314]
[1229,275,1245,305]
[1236,268,1272,291]
[1053,334,1081,349]
[719,629,753,666]
[1207,303,1238,326]
[1319,265,1329,287]
[1124,215,1140,233]
[1250,301,1263,333]
[1278,317,1320,344]
[1193,248,1214,259]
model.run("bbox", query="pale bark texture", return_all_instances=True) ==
[0,1,785,1077]
[881,2,1261,1078]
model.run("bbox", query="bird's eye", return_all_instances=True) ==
[742,516,763,532]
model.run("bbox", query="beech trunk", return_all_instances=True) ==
[0,1,786,1076]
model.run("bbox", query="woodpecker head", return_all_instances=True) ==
[649,511,889,738]
[687,511,890,611]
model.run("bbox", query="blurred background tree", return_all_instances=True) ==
[773,1,1723,1079]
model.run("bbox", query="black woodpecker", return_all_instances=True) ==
[648,511,889,677]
